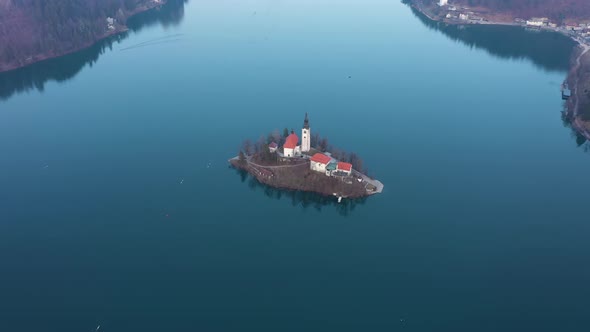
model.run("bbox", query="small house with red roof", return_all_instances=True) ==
[310,153,332,173]
[337,162,353,175]
[269,142,278,153]
[283,131,301,157]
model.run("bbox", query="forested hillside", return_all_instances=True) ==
[0,0,165,72]
[439,0,590,21]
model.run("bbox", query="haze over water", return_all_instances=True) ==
[1,0,589,331]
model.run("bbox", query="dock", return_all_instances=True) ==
[562,83,572,100]
[353,170,384,194]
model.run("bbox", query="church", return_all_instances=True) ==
[282,113,311,157]
[280,113,354,177]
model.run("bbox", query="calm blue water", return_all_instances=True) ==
[1,0,589,331]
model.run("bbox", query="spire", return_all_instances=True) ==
[303,113,310,129]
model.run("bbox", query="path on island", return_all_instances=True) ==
[230,155,384,195]
[248,160,308,169]
[228,156,308,169]
[353,170,384,194]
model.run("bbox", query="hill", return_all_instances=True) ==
[0,0,167,72]
[431,0,590,22]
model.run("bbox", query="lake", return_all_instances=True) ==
[1,0,589,331]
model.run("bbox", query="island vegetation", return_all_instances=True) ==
[0,0,174,72]
[239,128,368,173]
[229,117,383,200]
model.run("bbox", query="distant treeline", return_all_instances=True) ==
[421,0,590,22]
[0,0,157,71]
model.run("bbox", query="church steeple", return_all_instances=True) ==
[301,113,311,153]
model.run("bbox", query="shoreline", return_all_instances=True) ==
[229,156,383,200]
[0,0,167,74]
[410,1,590,140]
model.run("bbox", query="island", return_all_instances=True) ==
[405,0,590,141]
[0,0,173,73]
[229,114,384,200]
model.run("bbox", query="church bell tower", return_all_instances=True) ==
[302,113,311,153]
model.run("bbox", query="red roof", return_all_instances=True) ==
[311,153,331,164]
[269,142,278,148]
[337,162,352,172]
[283,133,299,149]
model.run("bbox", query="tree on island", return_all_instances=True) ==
[259,144,278,164]
[348,152,364,173]
[241,139,252,155]
[238,151,247,165]
[311,132,321,147]
[283,128,289,139]
[255,135,266,154]
[318,137,329,152]
[267,129,282,146]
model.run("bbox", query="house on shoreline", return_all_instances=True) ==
[310,153,354,177]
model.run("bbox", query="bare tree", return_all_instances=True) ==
[242,139,252,155]
[238,151,247,165]
[311,132,320,147]
[255,135,266,154]
[349,152,364,172]
[271,129,281,143]
[319,138,329,152]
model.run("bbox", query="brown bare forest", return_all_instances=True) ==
[0,0,161,72]
[438,0,590,22]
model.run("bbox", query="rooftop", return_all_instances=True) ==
[337,162,352,172]
[311,153,331,164]
[284,133,299,149]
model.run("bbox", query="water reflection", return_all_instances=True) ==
[0,0,187,101]
[232,167,368,216]
[561,111,590,149]
[407,4,589,148]
[409,7,576,72]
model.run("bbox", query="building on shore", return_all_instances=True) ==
[438,0,448,6]
[337,162,352,175]
[527,17,548,27]
[311,153,355,178]
[269,142,278,153]
[325,162,338,176]
[310,153,331,173]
